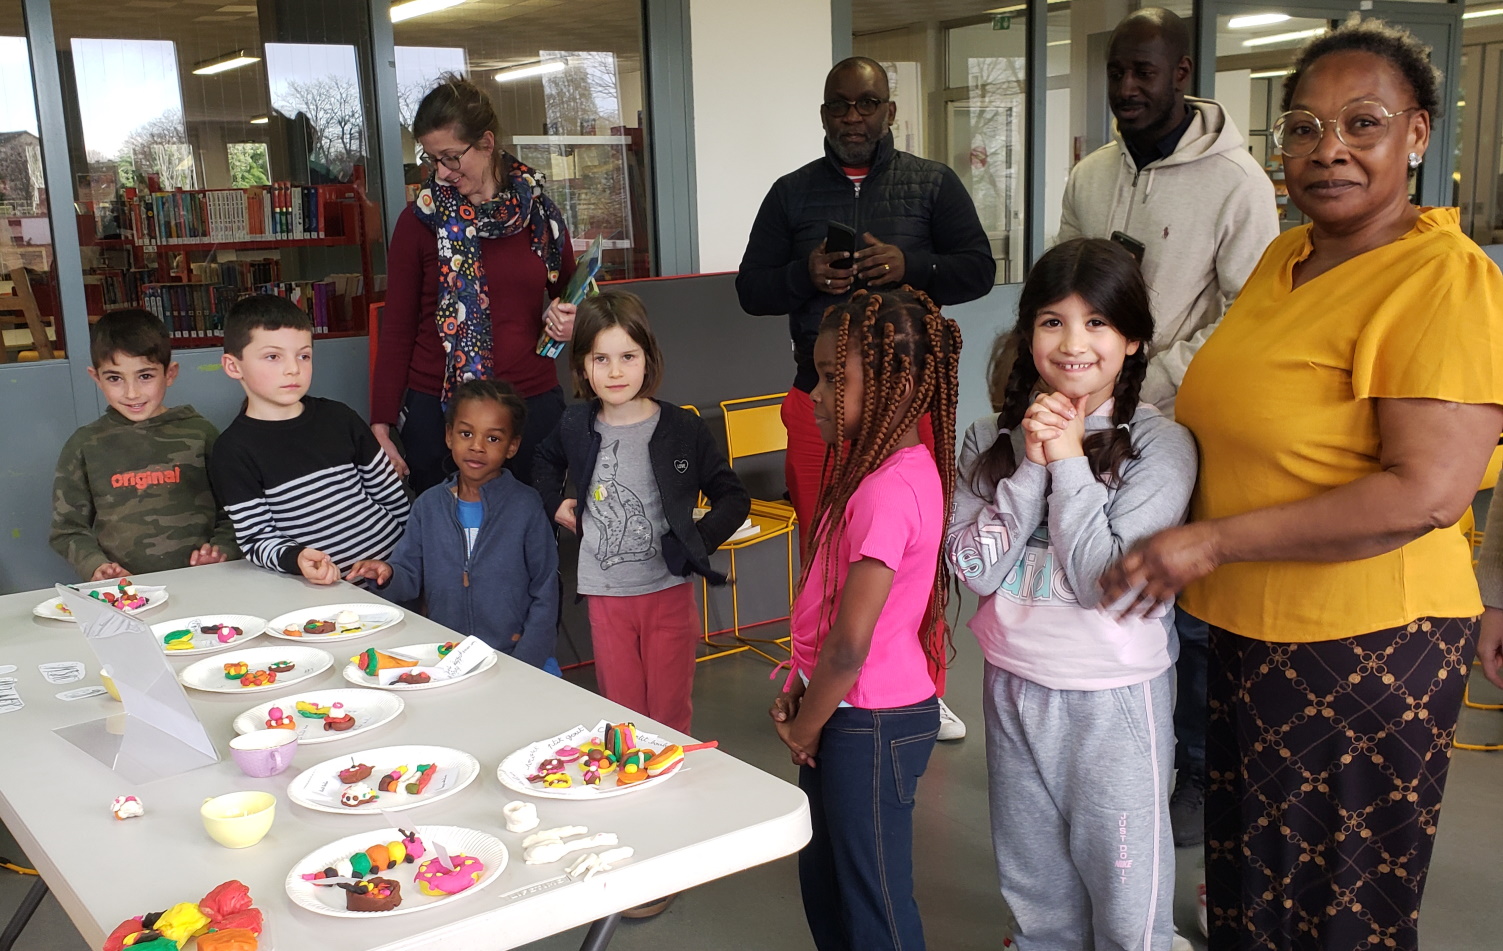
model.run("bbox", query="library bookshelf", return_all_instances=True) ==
[77,178,380,349]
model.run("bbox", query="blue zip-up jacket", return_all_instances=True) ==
[375,471,558,668]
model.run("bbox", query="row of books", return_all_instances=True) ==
[121,184,353,247]
[94,260,284,310]
[135,278,343,339]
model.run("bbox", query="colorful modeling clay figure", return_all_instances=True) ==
[264,707,295,730]
[405,764,437,794]
[343,876,401,912]
[436,640,459,657]
[203,624,242,644]
[162,629,195,651]
[295,700,330,718]
[223,661,249,680]
[414,853,485,896]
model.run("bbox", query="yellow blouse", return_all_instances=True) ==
[1176,208,1503,642]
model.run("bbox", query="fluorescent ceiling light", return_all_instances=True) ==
[192,50,259,75]
[1229,14,1291,29]
[1047,39,1070,47]
[1464,7,1503,20]
[1243,28,1324,48]
[494,61,566,83]
[391,0,468,23]
[249,114,269,124]
[1249,69,1291,79]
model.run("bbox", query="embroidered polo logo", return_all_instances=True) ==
[674,459,688,473]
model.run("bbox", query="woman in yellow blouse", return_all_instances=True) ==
[1102,20,1503,951]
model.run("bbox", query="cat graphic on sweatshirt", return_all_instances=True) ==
[589,440,655,569]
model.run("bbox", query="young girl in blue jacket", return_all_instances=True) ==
[347,379,559,670]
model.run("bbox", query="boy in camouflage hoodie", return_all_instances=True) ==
[50,309,239,580]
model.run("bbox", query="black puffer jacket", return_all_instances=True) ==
[736,134,996,392]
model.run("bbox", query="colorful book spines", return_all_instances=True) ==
[125,184,348,245]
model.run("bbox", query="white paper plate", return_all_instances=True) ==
[264,603,404,642]
[33,583,168,621]
[232,688,404,746]
[286,745,481,815]
[497,719,681,800]
[284,825,506,918]
[178,646,333,695]
[340,643,498,692]
[151,614,267,656]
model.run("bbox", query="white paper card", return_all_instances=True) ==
[56,685,109,701]
[436,636,492,679]
[0,683,22,714]
[0,665,16,675]
[39,662,85,684]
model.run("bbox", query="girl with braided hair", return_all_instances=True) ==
[767,285,959,951]
[945,237,1197,949]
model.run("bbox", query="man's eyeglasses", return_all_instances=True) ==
[418,142,473,171]
[822,97,889,118]
[1271,101,1420,159]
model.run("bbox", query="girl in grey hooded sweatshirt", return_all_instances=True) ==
[946,238,1198,951]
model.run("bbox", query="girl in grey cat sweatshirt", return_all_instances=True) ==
[946,239,1198,951]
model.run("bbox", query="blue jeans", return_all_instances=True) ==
[1173,609,1208,779]
[798,696,939,951]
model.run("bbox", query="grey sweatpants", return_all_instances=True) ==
[984,662,1175,951]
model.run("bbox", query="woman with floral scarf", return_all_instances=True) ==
[374,75,577,492]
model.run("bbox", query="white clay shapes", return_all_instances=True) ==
[502,800,539,834]
[566,846,635,881]
[110,795,143,820]
[522,827,619,865]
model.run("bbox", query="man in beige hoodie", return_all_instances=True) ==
[1056,8,1278,904]
[1059,8,1278,417]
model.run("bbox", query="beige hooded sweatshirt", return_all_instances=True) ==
[1057,97,1278,417]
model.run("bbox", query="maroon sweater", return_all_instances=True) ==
[372,204,577,424]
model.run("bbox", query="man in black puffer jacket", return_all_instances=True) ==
[737,57,992,747]
[737,56,994,533]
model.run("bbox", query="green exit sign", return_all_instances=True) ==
[992,14,1011,30]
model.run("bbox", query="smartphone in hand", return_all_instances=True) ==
[826,221,857,270]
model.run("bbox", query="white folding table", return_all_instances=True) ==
[0,561,810,950]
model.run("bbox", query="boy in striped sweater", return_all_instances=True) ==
[210,295,409,583]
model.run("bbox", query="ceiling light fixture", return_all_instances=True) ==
[391,0,468,23]
[192,50,260,75]
[494,60,566,83]
[1463,7,1503,20]
[1242,28,1325,48]
[249,114,269,124]
[1229,14,1292,29]
[1249,69,1292,79]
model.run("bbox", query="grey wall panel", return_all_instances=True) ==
[165,337,372,432]
[0,360,79,593]
[0,337,370,594]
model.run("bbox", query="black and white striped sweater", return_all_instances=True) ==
[210,397,409,574]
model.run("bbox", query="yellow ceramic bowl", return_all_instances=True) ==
[200,791,276,849]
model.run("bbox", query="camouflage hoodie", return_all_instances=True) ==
[50,405,240,579]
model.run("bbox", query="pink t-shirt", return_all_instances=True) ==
[791,445,942,709]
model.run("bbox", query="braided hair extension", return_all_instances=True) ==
[966,237,1154,496]
[797,286,963,671]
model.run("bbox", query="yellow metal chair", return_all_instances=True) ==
[1457,447,1503,750]
[714,393,799,663]
[679,404,750,664]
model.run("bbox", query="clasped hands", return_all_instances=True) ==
[769,679,819,767]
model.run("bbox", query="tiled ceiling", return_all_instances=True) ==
[854,0,1013,35]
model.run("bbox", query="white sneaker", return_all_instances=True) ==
[1171,931,1193,951]
[936,697,966,741]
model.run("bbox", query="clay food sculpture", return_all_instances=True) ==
[405,763,437,794]
[303,619,336,635]
[266,660,295,674]
[322,702,356,731]
[103,880,262,951]
[162,629,195,651]
[203,623,243,644]
[436,640,458,657]
[339,783,378,808]
[394,671,431,685]
[295,700,330,718]
[343,876,401,912]
[338,763,373,784]
[414,853,485,896]
[110,795,144,820]
[264,706,296,730]
[301,830,423,884]
[90,579,148,611]
[239,669,276,688]
[223,661,249,680]
[352,648,416,677]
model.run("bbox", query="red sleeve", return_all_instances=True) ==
[371,206,429,425]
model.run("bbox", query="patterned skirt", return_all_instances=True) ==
[1205,617,1476,951]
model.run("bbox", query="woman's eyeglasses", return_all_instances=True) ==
[1271,101,1420,159]
[822,97,889,118]
[418,142,474,171]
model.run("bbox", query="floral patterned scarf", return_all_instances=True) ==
[412,155,567,404]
